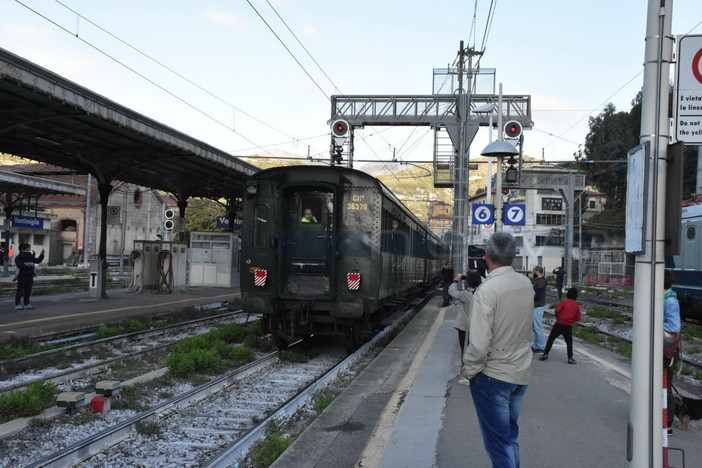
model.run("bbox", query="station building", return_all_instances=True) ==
[427,200,453,239]
[0,163,175,266]
[467,166,615,277]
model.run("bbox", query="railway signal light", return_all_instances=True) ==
[331,119,349,137]
[504,120,522,139]
[505,165,519,184]
[163,208,175,231]
[501,188,512,203]
[330,120,349,165]
[331,142,344,164]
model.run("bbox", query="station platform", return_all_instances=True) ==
[272,297,702,468]
[0,279,240,341]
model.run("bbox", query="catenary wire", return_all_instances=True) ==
[246,0,330,102]
[264,0,342,96]
[13,0,277,157]
[51,0,300,143]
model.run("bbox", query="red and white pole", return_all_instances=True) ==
[663,368,669,467]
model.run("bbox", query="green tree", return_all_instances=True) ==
[577,90,699,236]
[185,198,226,233]
[580,101,640,210]
[573,97,641,235]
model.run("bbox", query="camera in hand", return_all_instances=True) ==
[460,274,467,280]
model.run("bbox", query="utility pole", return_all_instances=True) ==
[628,1,673,467]
[453,41,482,271]
[494,86,504,231]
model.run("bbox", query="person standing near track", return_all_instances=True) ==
[539,287,581,364]
[441,261,454,307]
[552,265,566,299]
[461,232,534,468]
[449,270,482,385]
[14,243,44,310]
[531,266,548,353]
[663,269,681,433]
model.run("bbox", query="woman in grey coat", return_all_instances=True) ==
[449,270,482,384]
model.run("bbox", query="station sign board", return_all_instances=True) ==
[675,35,702,144]
[216,216,243,231]
[12,216,44,229]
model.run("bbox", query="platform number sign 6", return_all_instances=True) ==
[472,204,494,225]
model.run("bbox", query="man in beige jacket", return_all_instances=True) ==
[462,232,534,468]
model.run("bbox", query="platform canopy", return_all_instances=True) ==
[0,48,258,200]
[0,170,86,198]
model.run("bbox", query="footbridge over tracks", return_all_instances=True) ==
[0,47,259,297]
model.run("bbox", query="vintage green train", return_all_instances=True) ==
[240,165,447,351]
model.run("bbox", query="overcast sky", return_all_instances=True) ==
[2,0,701,166]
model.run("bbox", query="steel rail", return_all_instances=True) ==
[24,352,280,468]
[203,306,418,468]
[1,310,247,395]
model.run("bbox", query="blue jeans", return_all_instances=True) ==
[532,306,546,350]
[469,373,528,468]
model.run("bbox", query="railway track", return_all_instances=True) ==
[0,309,249,395]
[4,307,410,468]
[545,306,702,378]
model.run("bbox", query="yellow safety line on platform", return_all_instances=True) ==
[0,294,236,330]
[356,305,445,468]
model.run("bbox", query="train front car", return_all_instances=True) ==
[241,165,444,351]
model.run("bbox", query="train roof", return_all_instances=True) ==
[250,165,443,243]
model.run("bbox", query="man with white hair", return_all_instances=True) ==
[462,232,534,468]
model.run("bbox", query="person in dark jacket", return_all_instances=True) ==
[14,243,44,310]
[552,266,566,298]
[441,261,454,307]
[539,287,581,364]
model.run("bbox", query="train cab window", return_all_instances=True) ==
[298,195,329,225]
[687,226,695,240]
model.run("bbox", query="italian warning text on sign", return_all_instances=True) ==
[676,35,702,144]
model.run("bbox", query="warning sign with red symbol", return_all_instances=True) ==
[254,269,267,287]
[347,272,361,290]
[675,35,702,144]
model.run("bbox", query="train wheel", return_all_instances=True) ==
[273,321,288,350]
[345,325,361,354]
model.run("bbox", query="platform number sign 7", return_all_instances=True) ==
[503,204,526,226]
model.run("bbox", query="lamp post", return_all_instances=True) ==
[480,139,518,231]
[472,103,496,204]
[479,85,518,232]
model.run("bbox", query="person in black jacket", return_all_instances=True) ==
[552,266,566,299]
[14,243,44,310]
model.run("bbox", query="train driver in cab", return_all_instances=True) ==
[301,208,318,223]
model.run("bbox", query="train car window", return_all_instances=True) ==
[687,226,695,240]
[296,192,334,228]
[253,205,268,248]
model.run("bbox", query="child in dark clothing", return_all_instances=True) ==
[540,287,581,364]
